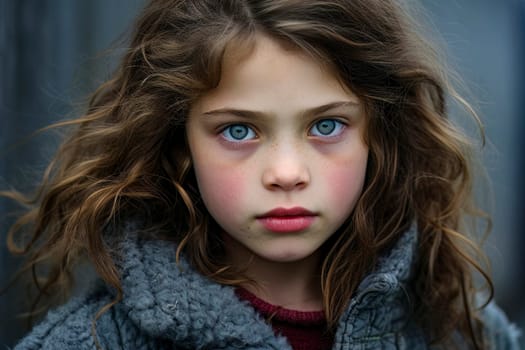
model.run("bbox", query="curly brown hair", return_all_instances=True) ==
[3,0,493,348]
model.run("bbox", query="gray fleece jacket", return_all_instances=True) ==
[14,221,521,349]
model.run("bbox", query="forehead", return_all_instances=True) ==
[191,34,360,115]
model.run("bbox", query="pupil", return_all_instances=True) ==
[318,120,335,134]
[231,125,248,139]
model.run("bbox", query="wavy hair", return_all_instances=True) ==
[3,0,492,348]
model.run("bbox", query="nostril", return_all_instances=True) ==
[265,174,309,191]
[261,156,310,191]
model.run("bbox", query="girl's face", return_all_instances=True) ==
[187,35,368,267]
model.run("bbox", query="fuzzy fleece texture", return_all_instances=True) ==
[14,221,521,349]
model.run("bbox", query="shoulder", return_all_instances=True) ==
[479,301,522,350]
[13,285,147,350]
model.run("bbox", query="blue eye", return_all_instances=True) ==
[221,124,256,141]
[310,119,345,137]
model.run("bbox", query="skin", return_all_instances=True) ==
[186,35,369,310]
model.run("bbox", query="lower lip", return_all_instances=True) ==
[257,216,316,233]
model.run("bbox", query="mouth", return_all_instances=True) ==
[257,207,317,233]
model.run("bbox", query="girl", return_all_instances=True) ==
[3,0,521,349]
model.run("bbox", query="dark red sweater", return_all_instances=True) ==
[236,288,333,350]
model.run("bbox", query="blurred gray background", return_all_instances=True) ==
[1,0,524,347]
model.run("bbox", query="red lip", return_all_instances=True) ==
[258,207,316,218]
[257,207,317,233]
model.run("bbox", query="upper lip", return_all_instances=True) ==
[257,207,316,218]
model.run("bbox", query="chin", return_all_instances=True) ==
[259,249,317,264]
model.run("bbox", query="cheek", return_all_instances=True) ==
[194,163,247,218]
[325,152,368,213]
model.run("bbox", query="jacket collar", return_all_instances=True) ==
[334,223,418,345]
[115,220,289,348]
[114,221,417,348]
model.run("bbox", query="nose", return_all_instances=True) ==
[261,143,310,191]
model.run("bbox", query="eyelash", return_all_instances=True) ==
[308,118,346,137]
[218,118,347,143]
[220,123,258,142]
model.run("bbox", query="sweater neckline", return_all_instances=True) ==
[235,287,326,325]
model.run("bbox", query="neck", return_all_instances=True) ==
[245,264,323,311]
[224,236,324,311]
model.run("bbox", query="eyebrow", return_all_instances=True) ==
[202,101,360,119]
